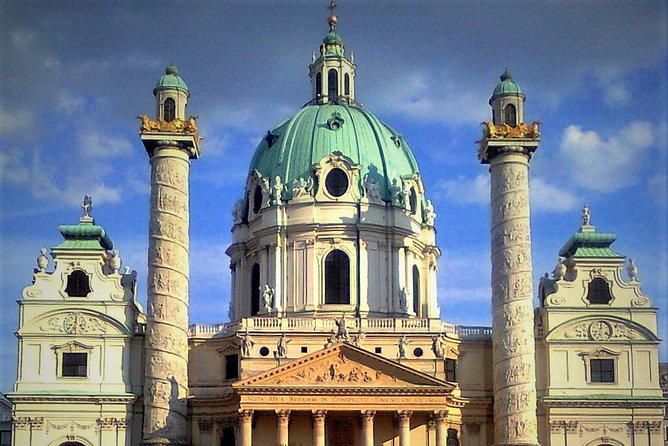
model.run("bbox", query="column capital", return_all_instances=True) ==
[276,410,291,423]
[198,419,213,432]
[238,409,254,423]
[396,410,412,422]
[312,410,327,422]
[361,410,376,421]
[431,410,448,422]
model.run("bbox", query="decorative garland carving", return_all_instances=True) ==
[39,312,107,334]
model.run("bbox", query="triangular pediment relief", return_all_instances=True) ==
[234,343,453,390]
[546,316,658,343]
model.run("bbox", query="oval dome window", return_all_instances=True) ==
[325,168,348,197]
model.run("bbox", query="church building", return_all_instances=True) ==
[6,4,666,446]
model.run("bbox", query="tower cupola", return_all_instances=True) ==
[489,70,525,126]
[153,64,189,122]
[308,1,356,105]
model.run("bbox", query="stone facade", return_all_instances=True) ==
[6,11,667,446]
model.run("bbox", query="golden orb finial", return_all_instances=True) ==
[327,1,338,31]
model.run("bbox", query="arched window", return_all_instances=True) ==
[409,188,418,215]
[412,265,420,315]
[446,428,460,446]
[344,73,350,96]
[504,104,516,126]
[316,72,322,97]
[252,185,263,214]
[327,69,338,101]
[325,250,349,304]
[251,263,260,316]
[65,270,91,297]
[163,98,176,122]
[587,278,612,304]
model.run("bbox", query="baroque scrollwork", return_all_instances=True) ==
[482,121,541,139]
[138,114,199,134]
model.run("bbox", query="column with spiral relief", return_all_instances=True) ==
[139,64,201,445]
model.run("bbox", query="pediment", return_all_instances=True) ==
[546,316,658,343]
[234,343,453,390]
[20,309,130,336]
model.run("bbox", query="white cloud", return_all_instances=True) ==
[436,174,489,205]
[530,178,580,213]
[558,121,654,192]
[78,129,133,158]
[370,70,490,126]
[0,105,35,139]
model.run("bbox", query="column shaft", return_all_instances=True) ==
[489,151,539,445]
[397,411,412,446]
[143,147,191,445]
[433,411,447,446]
[276,410,290,446]
[239,410,253,446]
[362,410,375,446]
[312,411,326,446]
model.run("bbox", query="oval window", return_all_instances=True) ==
[259,346,270,357]
[325,168,348,197]
[252,185,263,214]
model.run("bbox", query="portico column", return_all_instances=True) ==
[312,410,326,446]
[238,410,253,446]
[362,410,375,446]
[397,410,412,446]
[433,411,448,446]
[276,410,291,446]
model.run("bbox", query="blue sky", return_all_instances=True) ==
[1,0,666,392]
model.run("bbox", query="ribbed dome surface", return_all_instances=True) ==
[248,104,420,201]
[153,65,189,94]
[490,71,524,102]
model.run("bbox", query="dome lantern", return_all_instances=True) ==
[308,1,356,105]
[489,69,525,126]
[153,64,189,122]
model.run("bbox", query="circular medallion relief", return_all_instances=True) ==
[325,168,349,197]
[589,320,612,340]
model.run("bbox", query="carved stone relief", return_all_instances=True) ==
[266,352,398,386]
[39,312,107,334]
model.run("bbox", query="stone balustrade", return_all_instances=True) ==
[188,318,489,340]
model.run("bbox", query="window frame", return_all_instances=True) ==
[324,249,351,305]
[53,341,93,380]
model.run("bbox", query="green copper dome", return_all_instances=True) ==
[489,70,524,103]
[248,104,420,201]
[153,64,189,95]
[323,31,343,45]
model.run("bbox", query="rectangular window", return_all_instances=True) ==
[62,352,87,377]
[590,358,615,383]
[445,358,457,382]
[225,354,239,380]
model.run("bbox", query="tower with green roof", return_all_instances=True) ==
[139,65,201,446]
[535,207,665,446]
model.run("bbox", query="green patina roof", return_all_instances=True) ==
[248,103,420,201]
[57,221,113,250]
[559,229,622,259]
[324,31,343,45]
[153,64,189,95]
[490,70,524,103]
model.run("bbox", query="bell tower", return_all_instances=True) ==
[308,1,356,104]
[139,65,201,446]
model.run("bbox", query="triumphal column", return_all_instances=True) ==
[139,65,201,445]
[478,71,541,446]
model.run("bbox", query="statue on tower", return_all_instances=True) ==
[582,204,591,226]
[82,195,93,218]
